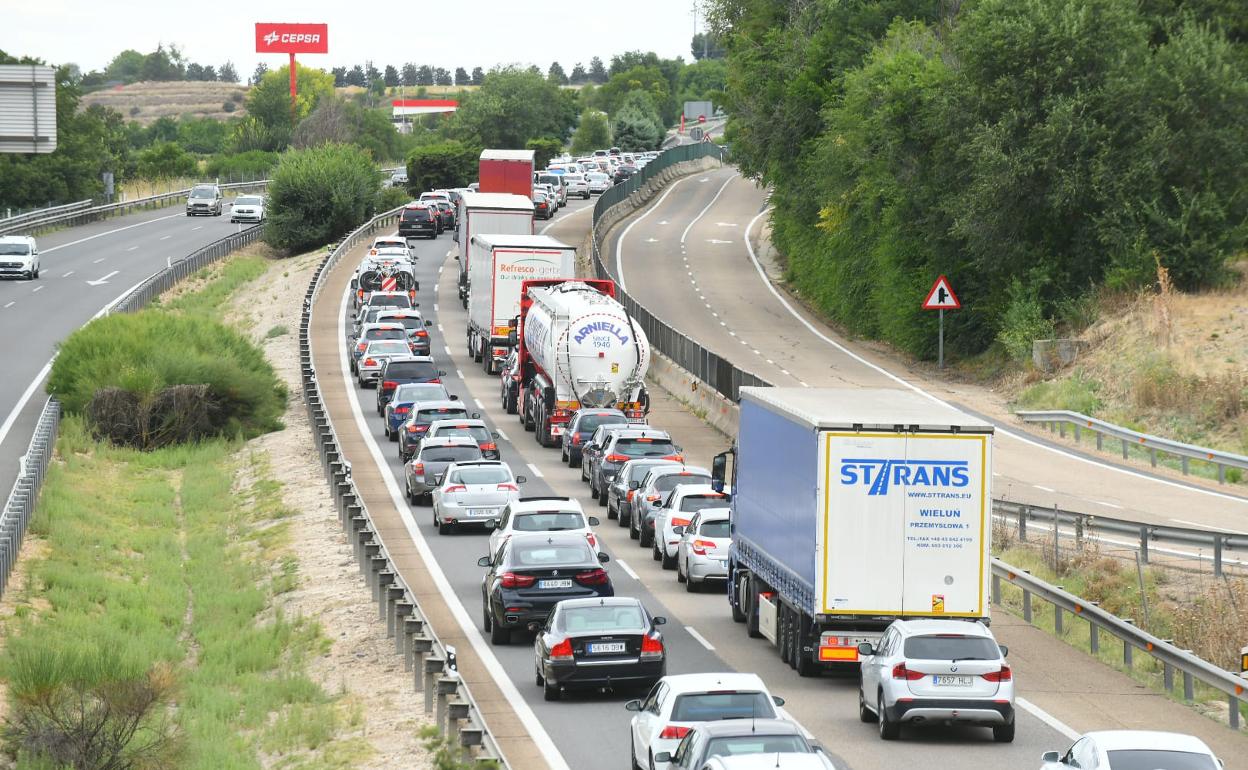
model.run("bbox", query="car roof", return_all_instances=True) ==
[670,483,722,497]
[360,322,406,331]
[364,340,409,350]
[892,618,993,638]
[505,531,596,549]
[556,596,642,611]
[645,466,709,482]
[364,291,410,299]
[446,460,508,471]
[1084,730,1216,753]
[419,436,479,447]
[575,408,625,418]
[428,418,487,428]
[0,235,34,244]
[658,672,769,695]
[691,719,803,739]
[691,508,731,520]
[509,496,585,514]
[412,400,465,410]
[609,428,671,440]
[383,355,434,363]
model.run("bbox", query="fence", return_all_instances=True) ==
[301,207,508,766]
[1,199,92,228]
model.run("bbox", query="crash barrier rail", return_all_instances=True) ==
[993,499,1247,576]
[992,557,1246,730]
[301,208,508,766]
[589,142,774,403]
[1017,409,1248,485]
[1,199,92,228]
[110,226,264,313]
[0,397,60,597]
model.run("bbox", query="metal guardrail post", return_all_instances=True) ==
[424,656,446,714]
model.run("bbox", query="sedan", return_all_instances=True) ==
[533,191,554,220]
[478,533,613,645]
[562,174,591,199]
[534,597,666,701]
[488,497,601,557]
[675,509,731,591]
[431,461,524,534]
[1040,730,1224,770]
[404,437,483,505]
[586,172,612,194]
[374,310,432,357]
[229,194,265,223]
[433,200,456,230]
[703,756,836,770]
[383,383,453,440]
[561,408,628,468]
[356,340,412,388]
[657,719,833,770]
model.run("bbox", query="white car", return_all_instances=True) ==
[586,172,612,194]
[562,173,591,199]
[431,460,525,534]
[355,290,414,319]
[370,236,414,260]
[631,465,711,549]
[675,508,731,591]
[656,484,730,569]
[487,497,601,557]
[1040,730,1224,770]
[356,340,412,387]
[229,194,265,223]
[0,235,39,280]
[702,756,835,770]
[627,673,789,770]
[858,618,1014,742]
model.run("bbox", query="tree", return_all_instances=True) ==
[384,64,400,87]
[185,62,205,81]
[345,65,366,87]
[202,65,216,82]
[219,61,238,83]
[588,57,608,83]
[416,65,434,86]
[251,62,268,86]
[526,137,563,169]
[140,44,184,81]
[365,63,382,83]
[609,51,660,76]
[402,63,419,86]
[450,67,577,148]
[548,61,568,85]
[691,32,726,60]
[405,140,480,192]
[105,49,145,82]
[454,67,470,86]
[470,66,485,85]
[245,63,337,146]
[569,63,588,84]
[265,144,382,252]
[594,65,676,125]
[177,117,227,154]
[331,66,348,87]
[434,67,453,86]
[571,109,611,154]
[135,141,198,179]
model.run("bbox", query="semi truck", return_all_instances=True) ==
[511,279,650,448]
[454,192,533,309]
[467,234,576,376]
[712,387,993,676]
[479,149,535,199]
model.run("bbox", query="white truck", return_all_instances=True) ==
[454,192,533,309]
[467,234,576,375]
[712,387,993,676]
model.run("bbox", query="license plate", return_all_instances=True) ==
[539,579,573,589]
[468,508,498,517]
[588,641,627,654]
[933,675,974,687]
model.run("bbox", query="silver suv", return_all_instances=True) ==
[186,184,223,216]
[0,235,40,280]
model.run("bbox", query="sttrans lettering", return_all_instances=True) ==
[573,321,629,346]
[840,459,970,496]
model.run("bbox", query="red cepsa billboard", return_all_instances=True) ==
[254,23,329,54]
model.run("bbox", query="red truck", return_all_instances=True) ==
[479,149,535,200]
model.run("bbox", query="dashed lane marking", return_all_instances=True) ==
[615,559,640,580]
[1033,485,1056,493]
[685,626,716,651]
[526,463,544,479]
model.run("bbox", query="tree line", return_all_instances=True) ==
[76,45,239,87]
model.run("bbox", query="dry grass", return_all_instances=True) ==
[81,81,249,124]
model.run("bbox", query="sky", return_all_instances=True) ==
[1,0,706,75]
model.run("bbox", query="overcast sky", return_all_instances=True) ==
[2,0,705,76]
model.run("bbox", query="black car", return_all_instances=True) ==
[433,200,456,229]
[613,166,637,184]
[398,204,438,239]
[376,356,445,412]
[479,533,613,645]
[561,408,628,468]
[532,192,554,220]
[534,597,666,701]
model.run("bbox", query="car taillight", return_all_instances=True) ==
[571,434,582,445]
[662,454,684,462]
[416,329,428,338]
[625,408,644,418]
[412,462,425,474]
[586,532,597,548]
[691,539,715,555]
[549,639,574,661]
[658,726,690,740]
[982,666,1012,682]
[640,633,664,659]
[574,568,609,586]
[606,454,628,463]
[357,342,367,351]
[481,443,497,452]
[626,490,635,502]
[496,483,519,492]
[892,663,925,681]
[395,406,410,414]
[382,381,397,390]
[443,484,467,494]
[364,358,377,366]
[500,572,536,588]
[670,517,691,528]
[646,495,660,503]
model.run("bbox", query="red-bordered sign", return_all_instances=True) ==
[922,275,961,310]
[254,23,329,54]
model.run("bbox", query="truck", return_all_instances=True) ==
[511,279,650,448]
[478,149,535,199]
[453,192,533,309]
[467,234,576,375]
[711,387,993,676]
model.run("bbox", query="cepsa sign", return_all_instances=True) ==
[254,23,329,54]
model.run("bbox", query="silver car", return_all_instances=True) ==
[431,460,525,534]
[674,508,731,590]
[561,173,590,199]
[356,340,411,387]
[586,172,612,194]
[404,437,483,505]
[186,183,222,216]
[629,465,710,548]
[229,194,265,223]
[606,458,680,526]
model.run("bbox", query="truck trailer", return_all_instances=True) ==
[712,387,993,676]
[478,149,535,199]
[454,192,533,309]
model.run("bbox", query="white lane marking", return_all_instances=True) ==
[31,286,43,293]
[434,283,439,293]
[126,245,138,251]
[539,202,592,234]
[61,271,74,278]
[496,428,509,442]
[433,303,439,312]
[455,369,464,380]
[443,345,452,356]
[765,359,774,364]
[1093,500,1123,509]
[685,626,716,651]
[3,301,13,309]
[92,258,105,264]
[615,559,639,580]
[1171,518,1242,534]
[191,225,202,231]
[1016,697,1080,741]
[680,174,739,246]
[38,211,183,254]
[526,463,544,479]
[437,323,445,332]
[715,222,739,227]
[86,270,119,286]
[1033,485,1056,493]
[335,285,569,770]
[741,209,1248,507]
[615,176,694,290]
[474,398,485,410]
[159,235,172,241]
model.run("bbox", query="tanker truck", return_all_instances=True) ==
[509,279,650,447]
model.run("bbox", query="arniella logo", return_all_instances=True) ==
[573,321,629,346]
[839,459,970,496]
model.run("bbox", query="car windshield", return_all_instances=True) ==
[669,692,776,722]
[385,361,438,379]
[679,494,725,512]
[577,414,626,434]
[422,446,482,463]
[365,328,407,341]
[511,543,593,566]
[190,185,215,196]
[1106,750,1218,770]
[394,384,447,402]
[513,512,586,532]
[0,243,31,255]
[625,462,669,482]
[366,342,410,356]
[557,605,644,632]
[655,474,710,493]
[698,519,731,537]
[615,438,676,458]
[417,407,467,425]
[449,467,511,485]
[904,635,1000,661]
[704,735,810,758]
[368,295,412,309]
[433,425,491,443]
[236,196,262,205]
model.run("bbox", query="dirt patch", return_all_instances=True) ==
[81,80,249,125]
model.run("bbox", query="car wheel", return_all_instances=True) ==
[560,445,569,464]
[629,514,640,540]
[535,666,544,687]
[640,526,653,549]
[878,693,899,740]
[661,547,676,570]
[32,267,39,279]
[858,689,877,723]
[676,559,687,583]
[406,479,417,505]
[993,720,1015,743]
[618,507,630,528]
[489,619,510,645]
[630,737,642,770]
[597,485,608,507]
[388,427,398,442]
[482,602,493,633]
[651,540,662,561]
[607,497,617,520]
[438,520,452,535]
[542,676,561,702]
[580,462,589,483]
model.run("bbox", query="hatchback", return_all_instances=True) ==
[657,719,834,770]
[629,466,709,547]
[561,408,628,467]
[356,341,412,387]
[607,459,681,526]
[431,461,525,534]
[376,356,445,409]
[398,400,475,461]
[404,437,483,505]
[1040,730,1224,770]
[654,484,728,568]
[425,418,500,460]
[383,383,453,439]
[398,203,438,239]
[675,509,731,591]
[487,497,601,557]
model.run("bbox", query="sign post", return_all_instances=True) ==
[254,23,329,123]
[921,275,961,368]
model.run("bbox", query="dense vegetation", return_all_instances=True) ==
[710,0,1248,360]
[264,144,384,252]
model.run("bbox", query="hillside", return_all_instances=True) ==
[81,80,248,124]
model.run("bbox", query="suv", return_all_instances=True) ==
[186,184,223,216]
[858,619,1014,742]
[0,235,40,280]
[398,203,438,239]
[376,356,446,411]
[588,429,679,506]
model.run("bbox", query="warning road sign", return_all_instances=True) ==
[381,275,397,292]
[922,275,960,310]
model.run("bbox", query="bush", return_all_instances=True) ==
[997,279,1054,362]
[405,140,479,194]
[47,311,285,448]
[204,149,279,181]
[377,186,411,212]
[134,141,198,180]
[264,143,380,253]
[223,100,236,113]
[525,137,563,169]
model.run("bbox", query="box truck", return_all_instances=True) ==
[479,149,535,199]
[712,387,993,676]
[467,234,576,375]
[454,192,533,309]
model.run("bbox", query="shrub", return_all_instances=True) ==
[525,137,563,169]
[264,143,380,253]
[204,149,279,181]
[997,279,1054,362]
[223,100,236,113]
[405,140,479,194]
[377,186,411,213]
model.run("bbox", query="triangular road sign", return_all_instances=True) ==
[922,275,961,310]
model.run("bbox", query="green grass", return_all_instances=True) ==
[266,324,290,339]
[157,254,269,317]
[1016,370,1103,414]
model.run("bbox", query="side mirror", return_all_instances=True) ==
[628,480,640,490]
[652,616,667,625]
[857,642,875,656]
[471,412,481,419]
[672,525,685,536]
[455,254,460,261]
[492,431,500,439]
[476,556,492,567]
[1040,752,1060,763]
[624,700,642,712]
[771,695,785,707]
[515,475,526,484]
[587,516,600,526]
[597,552,610,563]
[486,518,498,529]
[449,395,460,400]
[508,331,518,347]
[711,451,727,491]
[999,644,1009,658]
[439,370,447,376]
[653,753,672,763]
[426,319,433,326]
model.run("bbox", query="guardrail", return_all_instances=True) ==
[992,557,1246,730]
[1018,409,1248,484]
[1,199,92,228]
[301,208,508,766]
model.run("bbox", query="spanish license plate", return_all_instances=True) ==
[539,579,573,589]
[933,675,974,687]
[468,508,498,517]
[588,641,627,654]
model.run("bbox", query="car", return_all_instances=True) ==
[397,203,438,239]
[431,460,524,534]
[356,290,415,319]
[433,200,456,230]
[614,166,638,184]
[373,310,432,356]
[350,323,410,372]
[654,484,729,568]
[532,190,554,220]
[534,597,667,701]
[356,340,412,388]
[229,194,265,223]
[562,173,591,199]
[186,183,223,216]
[371,236,413,259]
[375,355,445,408]
[701,756,836,770]
[675,509,731,591]
[657,719,834,770]
[858,618,1014,742]
[478,532,613,644]
[425,418,500,460]
[488,496,601,556]
[352,303,416,338]
[398,400,474,461]
[499,349,521,414]
[627,673,788,770]
[1039,730,1224,770]
[580,423,659,497]
[383,382,453,439]
[536,174,567,206]
[607,458,681,526]
[404,437,483,505]
[0,235,39,280]
[388,171,408,188]
[561,408,629,467]
[629,466,709,548]
[586,172,612,194]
